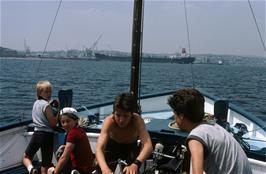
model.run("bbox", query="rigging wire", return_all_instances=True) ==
[36,0,63,75]
[247,0,266,56]
[184,0,191,56]
[183,0,195,88]
[20,0,63,121]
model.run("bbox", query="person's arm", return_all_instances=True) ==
[54,142,74,174]
[134,115,153,162]
[123,115,153,174]
[188,139,204,174]
[45,105,58,128]
[96,116,113,174]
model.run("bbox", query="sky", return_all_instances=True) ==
[1,0,266,57]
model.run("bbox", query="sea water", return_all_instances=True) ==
[0,56,266,127]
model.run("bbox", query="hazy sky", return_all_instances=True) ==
[1,0,265,57]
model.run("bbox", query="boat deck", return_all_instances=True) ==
[0,161,40,174]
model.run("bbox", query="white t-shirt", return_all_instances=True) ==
[32,99,54,133]
[187,123,252,174]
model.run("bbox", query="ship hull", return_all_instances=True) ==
[95,53,195,64]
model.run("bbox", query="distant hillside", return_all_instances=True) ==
[0,47,23,57]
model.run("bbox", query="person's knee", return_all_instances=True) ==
[41,162,54,169]
[41,166,49,174]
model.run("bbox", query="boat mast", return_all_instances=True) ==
[130,0,143,106]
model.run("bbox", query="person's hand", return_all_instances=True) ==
[57,145,65,152]
[49,99,60,117]
[101,167,113,174]
[55,145,65,161]
[123,163,138,174]
[49,99,59,108]
[47,166,55,174]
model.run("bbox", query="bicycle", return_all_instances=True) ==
[143,143,187,174]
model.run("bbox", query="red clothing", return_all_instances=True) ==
[66,127,94,173]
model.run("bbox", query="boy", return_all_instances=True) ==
[96,92,153,174]
[23,80,58,174]
[168,88,252,174]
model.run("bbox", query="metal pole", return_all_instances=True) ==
[130,0,143,106]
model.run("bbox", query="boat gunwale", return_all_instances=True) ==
[0,119,31,132]
[1,90,265,132]
[79,89,266,131]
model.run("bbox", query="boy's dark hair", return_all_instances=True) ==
[113,92,138,113]
[168,88,205,123]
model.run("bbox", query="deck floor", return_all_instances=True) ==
[0,162,41,174]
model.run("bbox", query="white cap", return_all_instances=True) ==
[60,107,78,116]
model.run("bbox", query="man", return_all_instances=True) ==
[168,88,252,174]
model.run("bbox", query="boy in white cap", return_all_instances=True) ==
[48,107,94,174]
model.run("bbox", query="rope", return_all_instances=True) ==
[36,0,63,75]
[183,0,191,56]
[247,0,266,56]
[183,0,195,88]
[23,0,62,122]
[190,63,195,88]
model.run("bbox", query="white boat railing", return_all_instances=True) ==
[248,158,266,174]
[0,125,29,171]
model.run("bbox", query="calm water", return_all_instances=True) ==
[0,57,266,127]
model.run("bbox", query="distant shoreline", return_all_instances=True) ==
[0,56,98,61]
